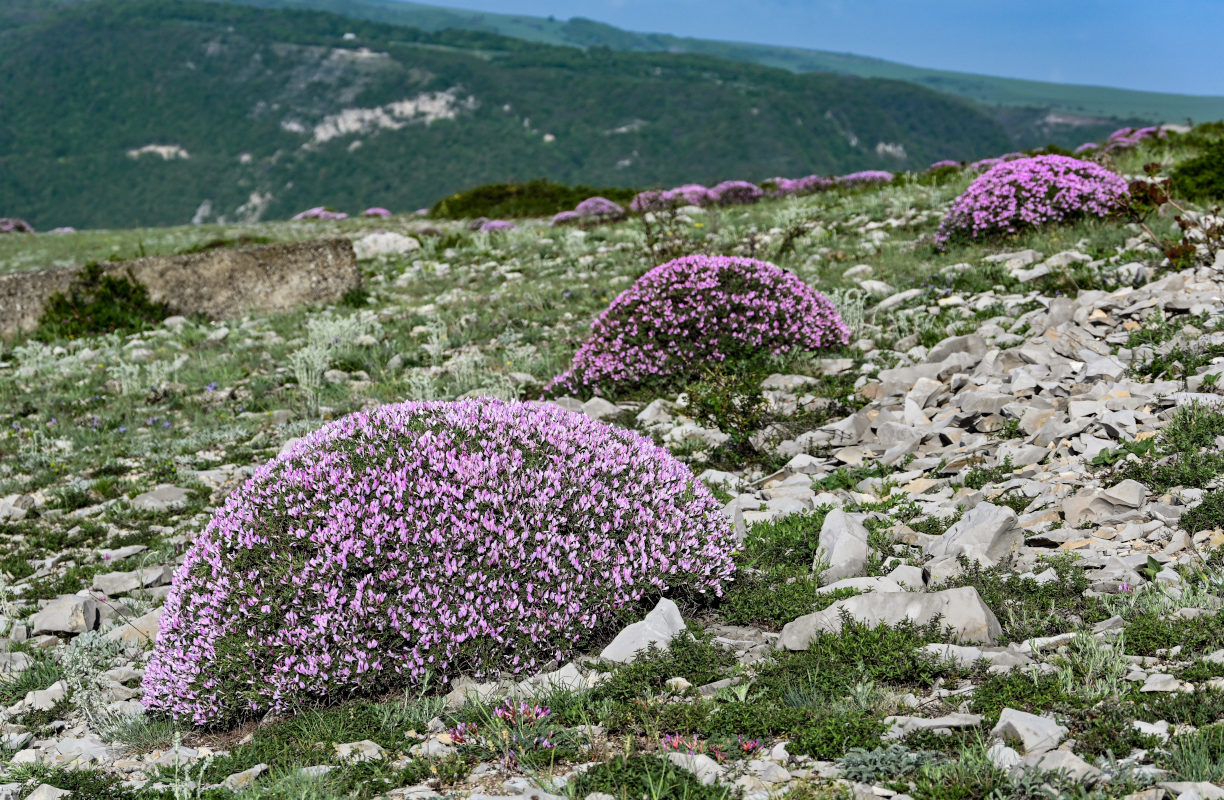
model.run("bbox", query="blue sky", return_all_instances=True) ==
[411,0,1224,95]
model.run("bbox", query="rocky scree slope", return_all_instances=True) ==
[3,165,1224,797]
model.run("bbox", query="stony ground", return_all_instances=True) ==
[3,139,1224,800]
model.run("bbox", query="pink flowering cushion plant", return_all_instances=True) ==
[935,154,1129,249]
[573,196,626,221]
[546,255,850,396]
[142,397,736,725]
[710,180,764,205]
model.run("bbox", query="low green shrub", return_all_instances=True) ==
[429,178,637,219]
[36,263,177,340]
[1171,138,1224,202]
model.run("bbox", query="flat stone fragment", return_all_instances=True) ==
[1021,749,1100,782]
[30,595,97,635]
[665,752,725,786]
[816,509,870,582]
[103,607,163,646]
[779,587,1001,650]
[884,713,983,740]
[222,764,269,791]
[334,740,385,762]
[1140,673,1184,692]
[925,502,1021,565]
[600,598,686,663]
[990,708,1067,754]
[26,787,72,800]
[1158,782,1224,800]
[131,484,190,512]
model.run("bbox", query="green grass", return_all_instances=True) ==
[1109,401,1224,492]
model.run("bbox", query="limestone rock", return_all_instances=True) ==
[30,595,97,635]
[131,485,190,513]
[816,509,870,582]
[990,708,1067,754]
[779,587,1001,649]
[599,598,686,663]
[925,502,1021,566]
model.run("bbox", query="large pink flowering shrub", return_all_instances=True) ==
[935,154,1129,248]
[546,255,849,395]
[143,398,735,725]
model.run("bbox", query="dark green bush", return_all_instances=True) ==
[429,178,637,219]
[1171,138,1224,201]
[35,263,177,340]
[569,754,732,800]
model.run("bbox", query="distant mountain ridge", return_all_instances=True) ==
[0,0,1177,229]
[209,0,1224,123]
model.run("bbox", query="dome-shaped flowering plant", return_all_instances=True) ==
[142,398,735,725]
[546,255,849,395]
[935,154,1128,248]
[710,180,764,205]
[573,196,626,221]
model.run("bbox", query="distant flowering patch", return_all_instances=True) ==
[291,207,348,221]
[551,210,582,226]
[935,154,1129,249]
[478,219,516,231]
[142,397,735,724]
[710,180,764,206]
[361,207,391,218]
[1105,126,1167,151]
[793,174,835,195]
[666,184,716,207]
[762,177,799,197]
[969,157,1005,172]
[546,255,849,395]
[48,227,76,234]
[629,190,674,213]
[927,160,961,171]
[836,171,894,187]
[0,218,34,234]
[1074,142,1100,154]
[573,196,626,221]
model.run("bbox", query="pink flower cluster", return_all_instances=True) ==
[0,218,34,234]
[546,255,849,395]
[927,160,961,171]
[553,197,626,226]
[935,154,1129,248]
[1074,127,1167,156]
[630,174,837,212]
[479,219,517,231]
[1105,126,1167,150]
[837,170,894,187]
[361,207,392,218]
[141,398,736,724]
[709,180,764,205]
[763,176,835,197]
[292,207,349,221]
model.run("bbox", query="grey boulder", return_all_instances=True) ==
[30,595,97,635]
[816,509,870,583]
[990,707,1067,754]
[779,587,1001,650]
[599,598,686,663]
[924,502,1021,566]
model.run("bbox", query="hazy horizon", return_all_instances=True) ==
[400,0,1224,97]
